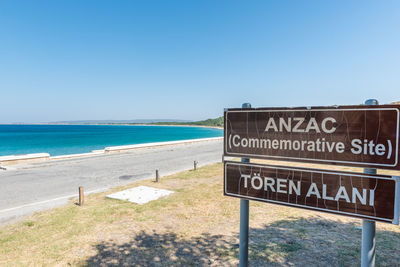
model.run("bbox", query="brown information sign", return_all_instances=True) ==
[224,105,400,169]
[224,161,400,223]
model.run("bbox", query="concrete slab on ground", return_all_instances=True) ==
[106,186,174,204]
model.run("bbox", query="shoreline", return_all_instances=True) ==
[133,124,223,130]
[0,137,223,167]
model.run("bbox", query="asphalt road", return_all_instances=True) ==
[0,139,223,223]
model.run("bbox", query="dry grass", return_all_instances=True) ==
[0,162,399,266]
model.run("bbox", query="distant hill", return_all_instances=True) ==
[45,117,223,128]
[150,117,223,128]
[49,119,191,124]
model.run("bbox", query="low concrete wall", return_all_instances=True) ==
[0,153,50,166]
[104,137,223,153]
[50,151,105,160]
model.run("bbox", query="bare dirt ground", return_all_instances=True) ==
[0,163,399,266]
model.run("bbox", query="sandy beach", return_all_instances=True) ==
[0,138,223,223]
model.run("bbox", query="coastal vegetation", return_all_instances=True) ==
[48,117,224,128]
[0,163,399,266]
[149,116,224,127]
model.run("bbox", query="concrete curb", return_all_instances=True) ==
[104,137,223,153]
[0,153,50,166]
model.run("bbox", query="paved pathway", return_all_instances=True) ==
[0,139,223,223]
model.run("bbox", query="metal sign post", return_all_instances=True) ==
[223,100,400,266]
[239,103,251,267]
[362,99,378,267]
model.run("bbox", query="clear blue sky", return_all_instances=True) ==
[1,1,399,123]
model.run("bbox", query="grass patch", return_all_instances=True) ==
[0,162,399,266]
[278,241,302,253]
[23,221,34,227]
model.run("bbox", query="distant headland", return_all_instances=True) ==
[6,117,224,129]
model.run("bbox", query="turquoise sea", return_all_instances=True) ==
[0,125,223,156]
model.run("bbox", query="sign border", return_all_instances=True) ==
[224,161,400,224]
[224,107,400,168]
